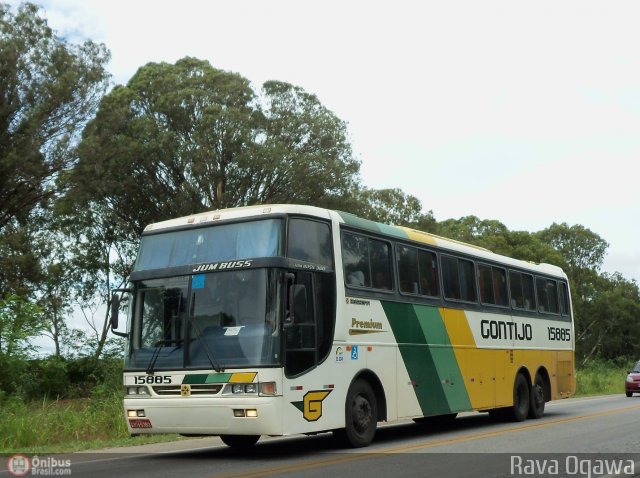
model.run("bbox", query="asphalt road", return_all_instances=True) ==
[3,394,640,478]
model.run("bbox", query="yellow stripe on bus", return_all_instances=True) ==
[439,308,495,410]
[229,372,258,383]
[398,227,438,246]
[439,308,576,408]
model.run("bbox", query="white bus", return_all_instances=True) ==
[111,204,575,448]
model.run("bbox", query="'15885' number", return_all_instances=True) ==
[548,327,571,341]
[134,375,172,384]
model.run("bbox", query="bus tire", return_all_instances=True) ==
[340,379,377,448]
[509,373,530,422]
[528,373,546,419]
[220,434,260,448]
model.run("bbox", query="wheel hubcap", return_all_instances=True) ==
[533,384,544,407]
[352,395,372,433]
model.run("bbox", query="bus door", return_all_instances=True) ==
[282,270,339,434]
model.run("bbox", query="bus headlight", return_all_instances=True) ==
[126,386,150,396]
[232,384,245,394]
[225,383,273,395]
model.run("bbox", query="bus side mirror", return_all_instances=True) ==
[110,290,130,338]
[111,294,120,330]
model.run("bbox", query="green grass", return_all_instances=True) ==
[1,359,632,453]
[575,359,629,396]
[0,387,185,454]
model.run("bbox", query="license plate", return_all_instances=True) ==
[129,418,152,429]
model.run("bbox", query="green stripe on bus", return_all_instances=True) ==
[381,301,472,416]
[182,373,233,384]
[337,211,408,239]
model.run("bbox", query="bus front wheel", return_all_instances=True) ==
[220,434,260,448]
[336,379,378,448]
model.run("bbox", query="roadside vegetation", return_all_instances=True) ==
[0,357,632,453]
[0,357,185,454]
[575,358,631,397]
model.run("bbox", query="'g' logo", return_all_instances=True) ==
[291,390,332,422]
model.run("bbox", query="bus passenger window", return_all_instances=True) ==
[442,255,460,300]
[493,268,508,306]
[479,264,507,306]
[397,245,419,294]
[342,233,370,287]
[418,250,439,297]
[536,277,559,314]
[522,273,535,310]
[479,265,494,304]
[458,258,477,302]
[559,282,570,316]
[443,255,476,302]
[341,232,392,291]
[509,271,535,311]
[370,239,392,290]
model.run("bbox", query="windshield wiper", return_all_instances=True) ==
[188,316,224,372]
[146,338,183,375]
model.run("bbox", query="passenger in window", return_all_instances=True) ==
[420,277,432,296]
[347,271,365,286]
[374,271,391,290]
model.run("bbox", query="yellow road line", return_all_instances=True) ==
[213,404,640,478]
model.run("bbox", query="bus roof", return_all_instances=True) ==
[143,204,566,279]
[335,210,565,278]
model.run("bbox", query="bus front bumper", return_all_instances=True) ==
[124,396,283,436]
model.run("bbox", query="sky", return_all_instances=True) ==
[13,0,640,286]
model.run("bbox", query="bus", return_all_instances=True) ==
[111,204,575,448]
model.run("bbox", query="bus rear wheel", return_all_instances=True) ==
[220,434,260,448]
[510,373,530,421]
[528,373,546,419]
[337,379,377,448]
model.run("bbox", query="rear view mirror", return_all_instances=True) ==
[110,293,120,330]
[110,289,131,338]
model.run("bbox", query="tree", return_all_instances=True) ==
[0,2,110,300]
[0,2,110,228]
[576,273,640,364]
[0,221,42,298]
[255,81,360,208]
[0,294,44,357]
[537,223,608,300]
[436,216,564,266]
[60,57,362,356]
[437,215,509,243]
[67,59,361,234]
[352,188,425,226]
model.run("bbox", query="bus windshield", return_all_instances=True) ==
[125,269,282,370]
[134,219,282,271]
